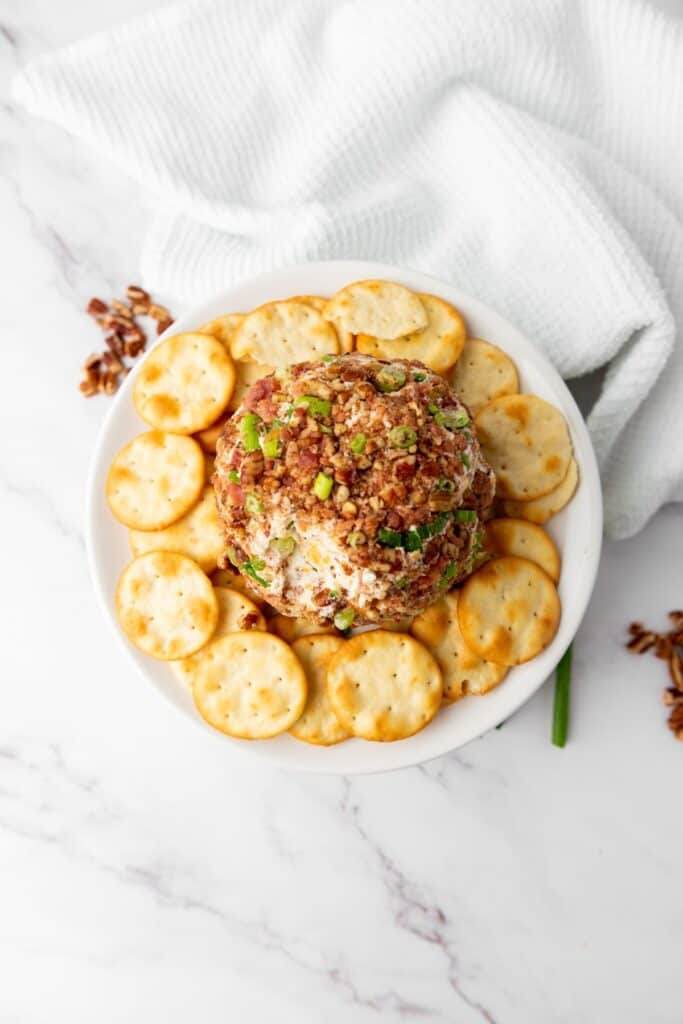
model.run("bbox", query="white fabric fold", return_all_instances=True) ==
[13,0,683,537]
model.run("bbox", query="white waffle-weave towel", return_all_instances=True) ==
[13,0,683,538]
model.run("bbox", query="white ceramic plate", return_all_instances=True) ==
[86,260,602,774]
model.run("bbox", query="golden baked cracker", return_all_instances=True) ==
[197,313,244,353]
[211,568,267,608]
[228,359,274,412]
[503,457,579,524]
[194,412,231,453]
[286,295,354,353]
[231,300,339,367]
[323,280,428,339]
[289,635,351,745]
[411,591,508,701]
[129,485,223,574]
[484,518,560,582]
[190,632,307,739]
[475,394,572,501]
[115,552,218,660]
[326,631,442,741]
[458,556,560,666]
[171,586,266,686]
[106,430,204,531]
[133,332,235,434]
[356,294,465,375]
[269,614,336,643]
[449,338,519,415]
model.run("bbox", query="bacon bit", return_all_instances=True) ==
[240,611,261,630]
[298,448,320,470]
[226,483,244,506]
[244,377,275,409]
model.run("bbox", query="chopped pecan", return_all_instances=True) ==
[102,351,124,373]
[668,610,683,630]
[626,631,657,654]
[148,302,171,321]
[105,332,125,357]
[669,650,683,691]
[654,634,673,660]
[668,702,683,740]
[110,299,134,319]
[126,284,149,303]
[86,297,108,317]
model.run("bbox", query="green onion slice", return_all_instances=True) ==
[240,412,262,452]
[242,558,269,587]
[245,493,263,515]
[334,607,355,631]
[296,395,332,419]
[377,526,403,548]
[312,472,333,500]
[388,425,417,448]
[376,365,406,392]
[270,536,295,557]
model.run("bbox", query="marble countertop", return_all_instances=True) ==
[1,3,681,1022]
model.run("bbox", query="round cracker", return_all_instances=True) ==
[449,338,519,415]
[458,556,560,666]
[269,614,336,642]
[228,360,274,412]
[356,294,465,375]
[194,412,231,453]
[212,568,267,608]
[231,301,339,367]
[484,518,560,582]
[171,586,266,686]
[129,485,223,574]
[115,552,218,660]
[190,632,307,739]
[197,313,244,352]
[133,332,235,434]
[323,280,427,339]
[326,631,442,741]
[411,591,508,701]
[503,457,579,525]
[475,394,572,501]
[289,635,351,746]
[106,430,204,531]
[286,295,354,353]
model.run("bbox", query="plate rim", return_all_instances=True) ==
[85,259,603,775]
